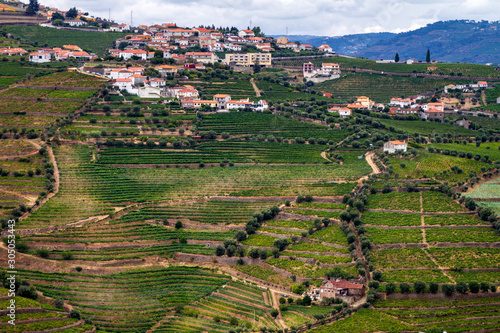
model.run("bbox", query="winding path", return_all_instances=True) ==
[250,78,262,97]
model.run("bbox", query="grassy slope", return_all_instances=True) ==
[2,25,127,56]
[276,56,500,78]
[315,73,471,103]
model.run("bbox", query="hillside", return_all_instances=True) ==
[282,20,500,64]
[1,25,127,56]
[270,32,395,56]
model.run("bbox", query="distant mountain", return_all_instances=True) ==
[271,33,395,56]
[272,20,500,65]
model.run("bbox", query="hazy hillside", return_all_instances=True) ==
[270,33,395,56]
[278,20,500,64]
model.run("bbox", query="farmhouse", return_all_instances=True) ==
[0,47,27,56]
[155,64,180,77]
[389,98,412,107]
[64,19,86,27]
[29,50,53,63]
[307,280,365,303]
[356,96,375,110]
[213,94,231,110]
[383,140,408,153]
[318,44,333,53]
[227,99,269,112]
[238,29,255,38]
[328,107,351,118]
[181,99,218,109]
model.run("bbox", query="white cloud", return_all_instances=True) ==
[39,0,497,36]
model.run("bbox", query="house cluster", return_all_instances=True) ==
[0,47,27,56]
[106,66,170,98]
[328,96,384,118]
[388,96,448,120]
[444,81,489,93]
[303,62,341,80]
[306,279,365,303]
[180,94,268,112]
[29,45,94,63]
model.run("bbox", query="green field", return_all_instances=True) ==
[2,25,127,56]
[314,72,471,103]
[276,56,500,78]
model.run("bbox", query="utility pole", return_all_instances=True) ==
[108,8,110,22]
[131,10,133,28]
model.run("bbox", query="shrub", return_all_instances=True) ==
[372,270,382,281]
[36,248,49,258]
[414,281,426,294]
[399,283,411,293]
[429,282,439,293]
[54,298,64,309]
[70,309,81,319]
[386,282,396,295]
[442,284,455,296]
[468,282,480,293]
[61,251,73,260]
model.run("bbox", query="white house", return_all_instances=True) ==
[383,140,408,153]
[29,50,52,63]
[113,78,136,94]
[224,44,242,52]
[64,19,85,27]
[318,44,333,53]
[109,69,133,80]
[149,78,166,88]
[117,23,130,32]
[117,49,151,60]
[321,63,340,75]
[329,107,351,118]
[130,74,147,86]
[226,98,268,112]
[238,29,255,38]
[389,98,412,107]
[497,97,500,104]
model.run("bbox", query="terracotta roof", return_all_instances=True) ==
[326,280,364,290]
[389,140,407,145]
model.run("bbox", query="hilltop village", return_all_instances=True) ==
[0,1,500,333]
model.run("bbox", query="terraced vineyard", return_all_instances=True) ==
[198,112,351,141]
[0,287,93,332]
[367,191,500,284]
[17,267,230,333]
[373,297,500,333]
[98,140,331,164]
[157,280,281,332]
[314,73,471,102]
[1,46,500,333]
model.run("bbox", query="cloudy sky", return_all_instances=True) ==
[38,0,497,36]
